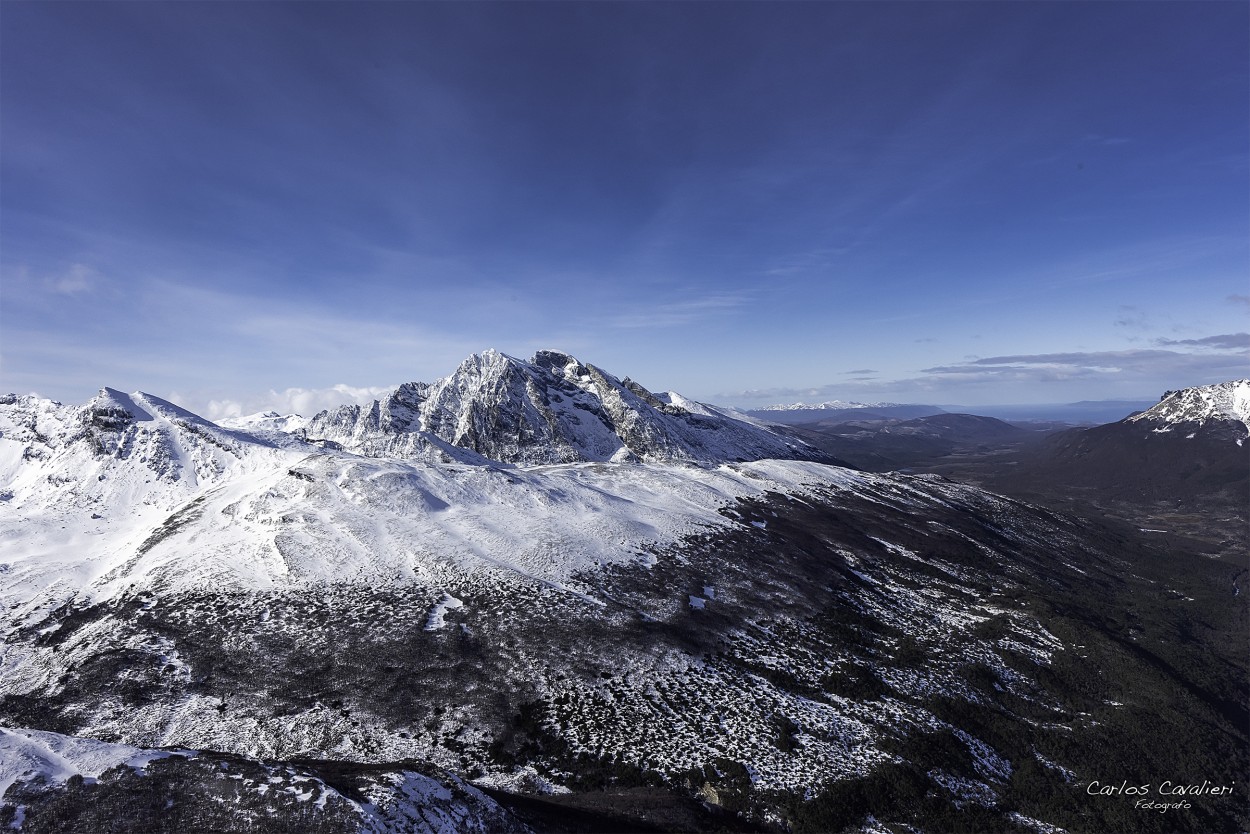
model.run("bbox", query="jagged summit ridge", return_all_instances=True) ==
[306,349,827,465]
[1127,379,1250,430]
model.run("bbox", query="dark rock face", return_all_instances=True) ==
[79,389,143,456]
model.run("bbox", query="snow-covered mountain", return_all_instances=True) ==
[1127,379,1250,432]
[0,382,837,621]
[305,350,825,465]
[1,367,1245,833]
[994,379,1250,509]
[217,410,310,434]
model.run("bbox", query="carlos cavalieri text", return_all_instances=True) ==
[1085,780,1234,796]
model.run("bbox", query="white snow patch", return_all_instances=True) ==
[0,726,179,798]
[424,594,465,632]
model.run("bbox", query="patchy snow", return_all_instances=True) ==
[1009,811,1069,834]
[0,725,520,834]
[424,594,465,631]
[927,769,998,808]
[0,726,178,798]
[1128,379,1250,431]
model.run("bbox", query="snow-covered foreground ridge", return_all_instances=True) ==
[0,351,839,617]
[0,726,525,833]
[1128,379,1250,430]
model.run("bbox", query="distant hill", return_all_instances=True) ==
[788,412,1033,472]
[1013,380,1247,503]
[744,403,946,426]
[941,400,1157,425]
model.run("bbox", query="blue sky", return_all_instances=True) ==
[3,1,1246,417]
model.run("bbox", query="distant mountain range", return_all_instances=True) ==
[944,399,1159,425]
[745,397,1167,426]
[787,412,1033,473]
[753,399,912,411]
[784,380,1248,502]
[744,403,947,425]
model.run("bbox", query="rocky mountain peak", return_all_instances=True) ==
[1127,379,1250,429]
[305,350,828,466]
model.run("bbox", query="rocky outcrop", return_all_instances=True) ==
[306,349,829,466]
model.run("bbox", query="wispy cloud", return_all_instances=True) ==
[916,345,1247,385]
[610,293,750,329]
[1080,133,1132,146]
[1227,294,1250,309]
[716,336,1247,404]
[52,263,99,295]
[1113,305,1149,330]
[5,262,103,298]
[720,384,859,401]
[763,247,850,277]
[1154,333,1249,350]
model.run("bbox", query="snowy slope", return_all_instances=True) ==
[0,726,173,798]
[306,350,825,465]
[0,390,305,622]
[0,726,525,833]
[0,383,854,622]
[1127,379,1250,430]
[218,410,310,434]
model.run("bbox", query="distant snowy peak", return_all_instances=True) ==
[1127,379,1250,430]
[0,387,279,520]
[218,410,310,433]
[306,349,828,465]
[3,387,229,463]
[756,400,905,411]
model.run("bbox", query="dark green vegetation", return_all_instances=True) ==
[788,413,1036,474]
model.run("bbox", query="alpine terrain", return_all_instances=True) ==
[0,356,1245,833]
[1018,378,1250,505]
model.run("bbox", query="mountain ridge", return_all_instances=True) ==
[303,349,830,466]
[1127,378,1250,431]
